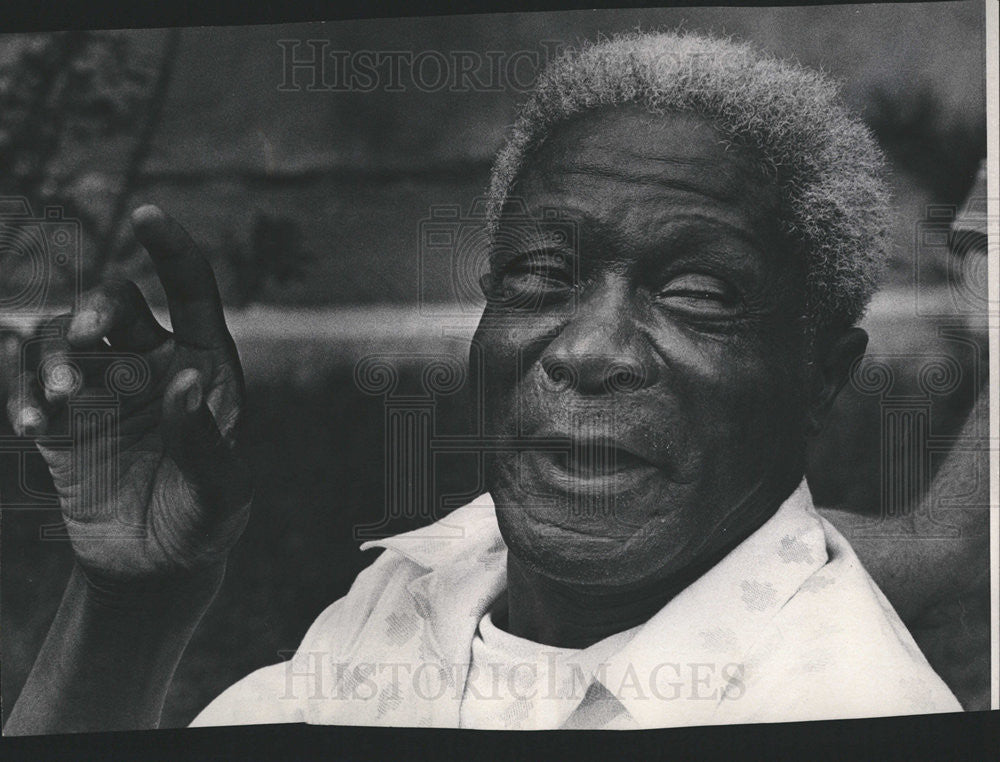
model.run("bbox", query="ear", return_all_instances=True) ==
[806,327,868,435]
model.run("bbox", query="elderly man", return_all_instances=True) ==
[5,32,963,733]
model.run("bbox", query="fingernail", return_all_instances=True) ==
[185,379,203,413]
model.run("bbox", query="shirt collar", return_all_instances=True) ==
[360,480,827,727]
[597,479,828,726]
[360,493,506,671]
[360,492,500,570]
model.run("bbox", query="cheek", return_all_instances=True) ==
[662,329,809,455]
[473,317,554,429]
[473,319,516,397]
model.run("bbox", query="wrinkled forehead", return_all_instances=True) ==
[502,105,791,258]
[520,105,779,196]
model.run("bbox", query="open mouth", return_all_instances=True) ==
[560,441,650,477]
[514,431,661,495]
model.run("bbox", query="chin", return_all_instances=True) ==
[493,493,690,591]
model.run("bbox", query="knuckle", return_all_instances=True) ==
[7,398,43,434]
[41,358,77,395]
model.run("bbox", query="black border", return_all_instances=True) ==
[1,0,995,758]
[0,0,969,32]
[2,711,999,760]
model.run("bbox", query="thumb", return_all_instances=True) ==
[162,368,252,514]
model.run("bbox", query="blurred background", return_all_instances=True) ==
[0,3,989,726]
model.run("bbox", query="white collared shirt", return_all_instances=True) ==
[459,605,643,729]
[191,481,960,729]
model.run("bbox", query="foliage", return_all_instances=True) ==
[0,31,158,299]
[0,33,154,229]
[865,86,986,205]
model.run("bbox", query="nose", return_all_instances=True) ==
[539,279,659,395]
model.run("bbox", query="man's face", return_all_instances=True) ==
[472,107,813,592]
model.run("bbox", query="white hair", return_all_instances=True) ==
[487,31,891,332]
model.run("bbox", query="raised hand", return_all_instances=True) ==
[7,205,251,592]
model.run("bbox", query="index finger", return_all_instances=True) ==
[130,205,231,349]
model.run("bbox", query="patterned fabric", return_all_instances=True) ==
[459,606,642,729]
[190,481,960,729]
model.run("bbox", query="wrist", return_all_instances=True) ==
[74,561,226,614]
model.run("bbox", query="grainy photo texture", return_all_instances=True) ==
[0,2,994,734]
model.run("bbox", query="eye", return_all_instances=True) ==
[656,273,740,315]
[487,250,574,307]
